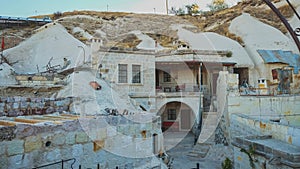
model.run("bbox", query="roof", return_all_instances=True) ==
[257,50,300,74]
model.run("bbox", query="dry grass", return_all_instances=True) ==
[181,1,296,45]
[244,4,295,34]
[146,33,178,48]
[36,10,130,20]
[104,34,141,49]
[2,2,298,49]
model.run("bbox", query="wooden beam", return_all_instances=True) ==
[0,120,17,126]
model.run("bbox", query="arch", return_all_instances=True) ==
[157,101,196,132]
[156,97,199,119]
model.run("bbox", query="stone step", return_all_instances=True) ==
[186,151,208,158]
[188,145,211,158]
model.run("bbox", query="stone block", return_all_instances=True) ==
[6,97,15,103]
[292,135,300,147]
[112,116,120,126]
[7,110,23,117]
[0,142,6,156]
[107,126,117,137]
[7,139,24,156]
[45,107,55,114]
[12,102,20,109]
[15,124,36,139]
[20,102,29,109]
[75,132,88,143]
[55,106,67,112]
[29,102,37,109]
[119,116,129,125]
[0,126,16,141]
[54,101,63,107]
[72,144,83,158]
[44,149,61,163]
[95,128,106,140]
[0,103,5,112]
[25,136,42,153]
[65,132,75,145]
[0,156,8,169]
[83,142,93,154]
[52,133,66,146]
[8,154,30,169]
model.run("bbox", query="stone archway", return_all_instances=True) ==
[157,101,195,132]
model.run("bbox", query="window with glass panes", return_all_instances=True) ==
[163,71,171,82]
[132,65,141,83]
[167,109,176,120]
[118,64,127,83]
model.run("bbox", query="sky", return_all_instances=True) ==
[1,0,240,17]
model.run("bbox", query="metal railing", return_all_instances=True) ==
[156,83,202,93]
[33,159,134,169]
[32,158,76,169]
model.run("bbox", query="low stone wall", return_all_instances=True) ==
[0,97,73,117]
[230,114,300,147]
[0,114,163,169]
[233,136,300,169]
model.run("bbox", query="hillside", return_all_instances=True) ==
[0,0,299,50]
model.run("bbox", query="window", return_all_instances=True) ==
[163,72,171,82]
[118,64,127,83]
[167,109,176,120]
[132,65,141,83]
[272,69,278,80]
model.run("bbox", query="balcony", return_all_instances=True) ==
[156,83,201,97]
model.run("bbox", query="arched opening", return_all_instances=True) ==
[158,101,195,132]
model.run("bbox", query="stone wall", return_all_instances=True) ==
[215,72,300,146]
[0,97,73,117]
[233,145,295,169]
[228,95,300,126]
[95,51,156,112]
[230,114,300,147]
[230,114,300,169]
[215,72,239,145]
[0,113,164,169]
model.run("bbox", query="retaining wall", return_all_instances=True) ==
[0,113,163,169]
[0,97,73,117]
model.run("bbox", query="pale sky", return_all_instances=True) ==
[0,0,240,17]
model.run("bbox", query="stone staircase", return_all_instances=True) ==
[187,112,221,158]
[198,112,219,143]
[187,143,211,158]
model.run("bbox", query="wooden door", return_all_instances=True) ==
[181,110,191,130]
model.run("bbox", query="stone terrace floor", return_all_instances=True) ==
[164,131,232,169]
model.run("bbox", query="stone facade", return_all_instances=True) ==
[0,97,73,117]
[0,113,164,169]
[95,51,157,113]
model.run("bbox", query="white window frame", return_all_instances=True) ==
[132,64,141,84]
[118,64,128,83]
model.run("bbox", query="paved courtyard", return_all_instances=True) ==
[164,131,231,169]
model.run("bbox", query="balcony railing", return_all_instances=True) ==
[156,83,201,93]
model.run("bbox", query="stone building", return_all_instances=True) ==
[90,37,255,133]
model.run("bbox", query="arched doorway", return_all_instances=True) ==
[158,101,195,132]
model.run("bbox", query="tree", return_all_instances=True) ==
[207,0,229,12]
[53,11,63,19]
[169,6,186,16]
[186,3,200,15]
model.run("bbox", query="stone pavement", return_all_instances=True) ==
[164,131,232,169]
